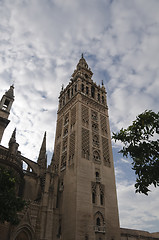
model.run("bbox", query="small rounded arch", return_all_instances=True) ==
[94,211,105,226]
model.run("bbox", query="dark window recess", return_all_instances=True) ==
[98,93,100,102]
[75,84,77,92]
[96,171,99,178]
[96,217,101,226]
[81,84,84,93]
[86,86,89,95]
[71,88,73,96]
[91,86,95,98]
[100,194,104,205]
[92,192,96,204]
[102,96,104,104]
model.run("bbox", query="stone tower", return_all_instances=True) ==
[0,85,14,143]
[52,55,120,240]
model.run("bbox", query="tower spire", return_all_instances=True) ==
[8,128,19,155]
[0,85,15,143]
[37,132,47,169]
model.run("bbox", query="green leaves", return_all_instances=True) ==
[0,167,27,225]
[112,110,159,195]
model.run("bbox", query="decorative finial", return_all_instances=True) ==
[81,53,84,58]
[61,84,64,91]
[102,80,104,86]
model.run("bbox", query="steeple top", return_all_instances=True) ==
[38,131,47,169]
[8,128,19,155]
[72,55,93,78]
[5,85,14,99]
[77,54,89,70]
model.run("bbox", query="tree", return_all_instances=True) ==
[0,167,27,225]
[112,110,159,195]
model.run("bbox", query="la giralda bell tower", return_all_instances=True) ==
[52,55,120,240]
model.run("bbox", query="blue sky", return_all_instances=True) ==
[0,0,159,233]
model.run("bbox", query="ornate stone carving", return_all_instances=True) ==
[100,114,107,136]
[69,131,75,165]
[82,104,89,126]
[82,128,90,160]
[102,137,111,167]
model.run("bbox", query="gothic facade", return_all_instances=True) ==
[0,56,158,240]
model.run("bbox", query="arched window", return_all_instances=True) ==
[94,211,105,233]
[100,193,104,205]
[98,93,100,102]
[86,86,89,95]
[14,225,35,240]
[81,84,84,93]
[92,192,96,204]
[102,96,104,104]
[93,135,99,147]
[91,86,95,98]
[96,217,101,226]
[93,150,100,162]
[96,171,99,178]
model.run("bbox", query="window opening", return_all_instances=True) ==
[2,99,10,110]
[102,96,104,104]
[81,84,84,93]
[92,192,96,204]
[96,217,101,226]
[100,194,104,205]
[93,151,100,162]
[91,86,95,98]
[67,89,70,99]
[98,93,100,102]
[96,171,99,178]
[86,86,89,95]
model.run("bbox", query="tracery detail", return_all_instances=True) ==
[91,110,98,121]
[62,136,68,152]
[82,128,90,160]
[92,121,99,132]
[102,137,111,167]
[93,149,101,163]
[82,105,89,126]
[100,114,107,135]
[56,119,63,139]
[71,105,76,127]
[92,134,99,148]
[69,131,75,165]
[61,153,67,171]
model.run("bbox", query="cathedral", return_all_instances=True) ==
[0,56,158,240]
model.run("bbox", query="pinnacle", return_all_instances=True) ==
[5,85,14,99]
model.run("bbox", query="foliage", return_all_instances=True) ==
[0,167,27,225]
[112,110,159,195]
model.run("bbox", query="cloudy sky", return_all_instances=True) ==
[0,0,159,233]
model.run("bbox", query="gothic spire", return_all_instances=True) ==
[9,128,16,144]
[8,128,19,155]
[72,55,93,78]
[37,132,47,169]
[5,85,14,99]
